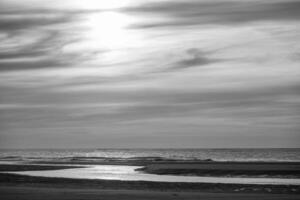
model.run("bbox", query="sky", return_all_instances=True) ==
[0,0,299,148]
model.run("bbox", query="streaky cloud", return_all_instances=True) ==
[171,48,219,71]
[126,1,300,28]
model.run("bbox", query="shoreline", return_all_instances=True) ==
[2,159,300,178]
[0,162,299,199]
[1,162,300,193]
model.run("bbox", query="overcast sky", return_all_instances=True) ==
[0,0,299,148]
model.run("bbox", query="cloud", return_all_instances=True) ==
[0,12,75,31]
[0,10,99,71]
[169,48,219,71]
[126,1,300,28]
[0,0,299,148]
[0,11,72,71]
[151,48,220,73]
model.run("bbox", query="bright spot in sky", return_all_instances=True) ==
[85,12,137,49]
[72,10,145,76]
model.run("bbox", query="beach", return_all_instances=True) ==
[1,185,300,200]
[1,149,300,199]
[2,185,300,200]
[1,172,299,200]
[138,161,300,177]
[1,159,300,200]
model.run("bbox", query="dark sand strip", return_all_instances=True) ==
[1,173,299,194]
[0,164,84,171]
[1,186,299,200]
[138,162,300,177]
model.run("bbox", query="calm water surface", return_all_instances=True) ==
[1,149,300,162]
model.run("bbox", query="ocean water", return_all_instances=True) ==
[9,165,300,185]
[0,148,300,162]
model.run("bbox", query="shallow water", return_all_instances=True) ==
[8,165,300,185]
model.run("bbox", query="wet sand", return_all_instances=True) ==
[138,162,300,177]
[0,172,299,194]
[0,164,84,171]
[0,162,299,199]
[6,164,300,185]
[18,159,300,178]
[1,185,299,200]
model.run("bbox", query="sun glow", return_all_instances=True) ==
[61,10,144,76]
[83,11,142,58]
[59,1,144,76]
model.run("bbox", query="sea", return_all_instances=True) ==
[0,148,300,162]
